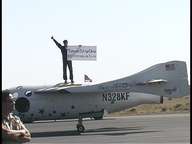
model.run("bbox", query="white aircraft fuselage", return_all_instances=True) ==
[10,86,163,122]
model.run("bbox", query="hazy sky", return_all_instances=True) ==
[2,0,190,89]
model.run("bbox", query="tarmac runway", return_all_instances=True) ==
[25,113,190,143]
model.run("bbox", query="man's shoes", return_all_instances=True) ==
[64,80,67,84]
[71,80,74,84]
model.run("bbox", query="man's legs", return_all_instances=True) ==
[67,61,74,83]
[63,61,67,83]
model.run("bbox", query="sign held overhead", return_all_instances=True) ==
[67,45,97,61]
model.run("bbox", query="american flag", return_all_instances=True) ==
[84,74,92,82]
[165,64,175,71]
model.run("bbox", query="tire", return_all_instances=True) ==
[76,124,85,133]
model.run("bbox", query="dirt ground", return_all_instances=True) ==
[109,95,190,116]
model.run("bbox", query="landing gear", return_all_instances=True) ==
[77,124,85,133]
[76,116,85,133]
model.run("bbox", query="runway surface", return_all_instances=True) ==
[25,113,190,143]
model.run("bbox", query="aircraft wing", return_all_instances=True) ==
[136,79,167,86]
[34,84,82,94]
[34,87,72,94]
[33,83,101,94]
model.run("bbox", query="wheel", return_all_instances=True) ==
[76,124,85,133]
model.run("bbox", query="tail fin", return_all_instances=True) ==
[110,61,189,98]
[131,61,189,97]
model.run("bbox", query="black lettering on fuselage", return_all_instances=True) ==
[103,94,107,101]
[102,92,130,103]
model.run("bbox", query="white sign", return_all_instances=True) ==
[67,45,97,61]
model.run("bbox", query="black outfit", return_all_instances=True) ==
[53,39,73,82]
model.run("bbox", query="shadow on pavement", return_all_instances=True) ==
[31,126,160,137]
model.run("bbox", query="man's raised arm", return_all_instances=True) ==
[51,36,62,48]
